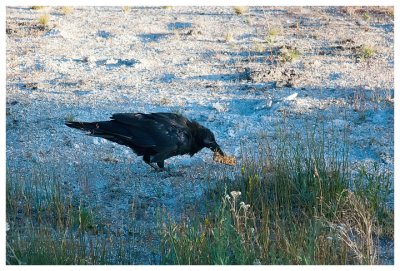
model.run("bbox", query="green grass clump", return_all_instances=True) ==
[264,27,281,60]
[279,47,300,62]
[268,27,281,37]
[159,122,393,265]
[359,44,375,60]
[160,193,257,264]
[38,14,50,26]
[362,11,371,21]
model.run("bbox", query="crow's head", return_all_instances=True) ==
[198,126,224,156]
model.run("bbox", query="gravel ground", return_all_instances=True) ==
[6,6,394,264]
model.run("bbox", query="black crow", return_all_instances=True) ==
[65,112,224,170]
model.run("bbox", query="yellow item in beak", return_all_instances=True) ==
[213,152,236,166]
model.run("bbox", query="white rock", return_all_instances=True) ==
[207,112,216,122]
[106,58,118,65]
[284,92,298,101]
[212,102,226,112]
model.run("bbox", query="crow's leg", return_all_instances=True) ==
[148,162,163,171]
[143,155,165,172]
[150,155,185,177]
[157,160,165,169]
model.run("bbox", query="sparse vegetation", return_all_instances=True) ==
[386,7,394,18]
[173,29,181,40]
[265,27,280,45]
[358,44,375,60]
[341,6,357,16]
[224,32,234,42]
[341,6,394,20]
[244,17,252,25]
[264,27,281,60]
[31,6,44,10]
[60,6,74,15]
[268,27,280,37]
[160,124,393,264]
[6,165,135,264]
[38,14,50,26]
[353,89,367,121]
[362,11,371,21]
[122,6,131,13]
[279,46,300,62]
[253,42,264,53]
[233,6,249,15]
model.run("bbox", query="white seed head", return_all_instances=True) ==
[230,191,241,199]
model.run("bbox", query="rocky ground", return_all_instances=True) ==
[6,6,394,264]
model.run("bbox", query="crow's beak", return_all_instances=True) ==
[211,144,224,156]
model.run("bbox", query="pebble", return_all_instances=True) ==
[212,102,227,112]
[284,92,298,101]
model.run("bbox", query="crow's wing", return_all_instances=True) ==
[111,113,189,130]
[91,120,156,148]
[107,113,192,152]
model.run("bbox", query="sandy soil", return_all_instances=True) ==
[6,6,394,264]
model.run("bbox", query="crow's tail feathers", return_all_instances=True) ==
[65,121,98,132]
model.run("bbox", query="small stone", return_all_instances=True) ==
[106,58,118,65]
[212,102,226,112]
[284,92,298,101]
[276,80,288,88]
[207,113,216,122]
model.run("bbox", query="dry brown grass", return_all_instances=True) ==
[60,6,74,15]
[233,6,249,15]
[122,6,131,13]
[224,32,234,42]
[31,6,44,10]
[38,14,50,26]
[329,192,377,264]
